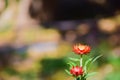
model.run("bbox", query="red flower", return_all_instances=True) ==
[70,66,84,76]
[73,44,91,55]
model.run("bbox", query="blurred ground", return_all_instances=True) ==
[0,0,120,80]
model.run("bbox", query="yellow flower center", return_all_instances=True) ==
[78,45,86,50]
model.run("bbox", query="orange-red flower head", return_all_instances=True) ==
[73,44,91,55]
[70,66,84,76]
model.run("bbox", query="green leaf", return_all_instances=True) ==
[84,58,93,67]
[85,72,97,78]
[84,58,93,73]
[69,57,80,62]
[67,62,76,68]
[65,69,72,76]
[91,55,102,63]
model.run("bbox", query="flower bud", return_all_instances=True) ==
[70,66,84,77]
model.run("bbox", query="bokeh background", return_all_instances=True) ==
[0,0,120,80]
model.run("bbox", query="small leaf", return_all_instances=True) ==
[65,69,72,76]
[84,58,93,66]
[91,55,102,63]
[69,57,80,62]
[67,62,76,68]
[85,72,97,78]
[84,58,93,73]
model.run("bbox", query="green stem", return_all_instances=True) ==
[84,66,87,74]
[80,55,83,67]
[76,77,80,80]
[81,75,86,80]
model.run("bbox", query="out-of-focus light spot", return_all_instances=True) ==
[108,34,120,46]
[89,0,106,5]
[65,30,77,43]
[13,58,36,72]
[111,47,120,57]
[8,76,20,80]
[0,0,5,12]
[98,19,117,33]
[77,23,90,36]
[115,14,120,28]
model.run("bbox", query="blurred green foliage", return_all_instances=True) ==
[40,58,66,77]
[104,72,120,80]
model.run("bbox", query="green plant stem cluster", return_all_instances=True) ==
[65,54,102,80]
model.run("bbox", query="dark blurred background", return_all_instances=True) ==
[30,0,120,21]
[0,0,120,80]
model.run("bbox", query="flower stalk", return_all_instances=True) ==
[76,77,80,80]
[80,55,83,67]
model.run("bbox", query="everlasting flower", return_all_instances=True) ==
[73,44,91,55]
[70,66,84,77]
